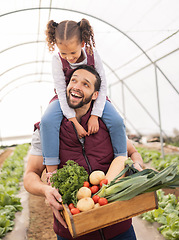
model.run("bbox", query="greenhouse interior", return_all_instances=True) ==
[0,1,179,240]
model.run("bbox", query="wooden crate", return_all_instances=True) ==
[62,191,158,238]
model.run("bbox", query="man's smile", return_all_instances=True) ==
[70,89,83,100]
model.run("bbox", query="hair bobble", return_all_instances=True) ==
[52,22,58,28]
[77,21,81,27]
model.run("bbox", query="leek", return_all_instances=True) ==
[96,162,179,203]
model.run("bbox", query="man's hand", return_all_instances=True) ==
[87,115,99,135]
[133,162,143,171]
[24,154,67,228]
[44,186,67,228]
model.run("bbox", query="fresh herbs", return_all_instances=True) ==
[51,160,88,205]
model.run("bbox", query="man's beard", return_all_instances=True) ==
[67,92,94,109]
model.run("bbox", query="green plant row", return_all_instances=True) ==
[0,144,29,239]
[136,147,179,239]
[136,147,179,173]
[141,190,179,240]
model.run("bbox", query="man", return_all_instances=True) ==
[24,65,143,240]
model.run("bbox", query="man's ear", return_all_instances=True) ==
[92,91,99,100]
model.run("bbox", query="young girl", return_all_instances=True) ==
[40,19,127,179]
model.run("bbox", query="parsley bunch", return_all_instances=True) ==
[51,160,88,205]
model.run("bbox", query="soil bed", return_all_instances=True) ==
[27,194,56,240]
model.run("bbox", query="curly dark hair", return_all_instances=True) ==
[45,18,95,54]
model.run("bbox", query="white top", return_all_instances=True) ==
[30,129,42,156]
[52,48,107,119]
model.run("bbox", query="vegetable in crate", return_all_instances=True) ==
[96,161,179,203]
[51,160,88,205]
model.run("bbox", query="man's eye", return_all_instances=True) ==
[84,83,89,87]
[71,79,76,82]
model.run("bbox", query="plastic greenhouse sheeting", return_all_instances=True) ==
[0,0,179,145]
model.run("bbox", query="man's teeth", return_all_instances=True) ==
[71,92,81,97]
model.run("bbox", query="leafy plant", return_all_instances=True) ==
[136,147,179,173]
[51,160,88,205]
[136,147,179,239]
[136,147,161,163]
[0,143,29,238]
[141,189,179,239]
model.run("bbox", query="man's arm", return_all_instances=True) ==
[105,139,144,182]
[105,156,127,182]
[127,139,143,171]
[23,154,67,228]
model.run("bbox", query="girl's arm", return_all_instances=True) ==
[52,54,87,137]
[52,54,76,119]
[91,49,107,117]
[87,49,107,135]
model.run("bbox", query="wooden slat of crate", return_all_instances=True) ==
[62,191,158,238]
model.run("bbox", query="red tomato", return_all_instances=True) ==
[68,203,75,210]
[100,179,108,187]
[90,185,99,194]
[98,197,108,206]
[83,181,90,188]
[92,195,100,204]
[70,208,80,215]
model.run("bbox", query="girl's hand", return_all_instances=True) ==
[69,117,88,138]
[88,115,99,135]
[75,123,88,138]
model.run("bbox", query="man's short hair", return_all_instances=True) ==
[70,65,101,91]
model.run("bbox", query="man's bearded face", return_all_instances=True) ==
[66,69,98,109]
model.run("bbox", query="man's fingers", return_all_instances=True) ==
[53,188,62,203]
[51,206,68,228]
[45,187,63,210]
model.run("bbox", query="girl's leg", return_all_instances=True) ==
[40,99,63,166]
[102,100,127,158]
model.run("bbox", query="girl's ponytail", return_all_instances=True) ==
[45,20,58,52]
[79,18,95,54]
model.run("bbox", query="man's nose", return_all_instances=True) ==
[73,82,81,89]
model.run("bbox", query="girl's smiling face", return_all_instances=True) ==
[57,37,85,64]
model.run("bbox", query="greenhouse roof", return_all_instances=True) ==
[0,0,179,145]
